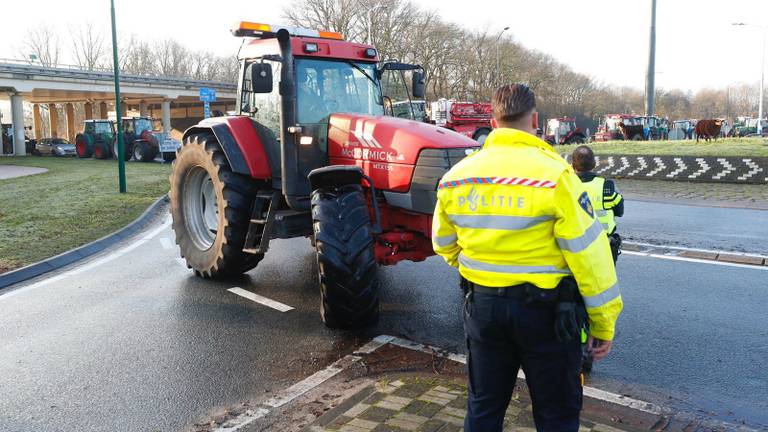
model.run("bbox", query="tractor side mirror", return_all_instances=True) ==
[249,62,273,94]
[412,71,425,99]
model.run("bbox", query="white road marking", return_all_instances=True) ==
[263,354,360,408]
[227,287,294,312]
[625,241,767,257]
[386,335,665,415]
[212,407,269,432]
[175,257,189,269]
[159,237,174,250]
[0,220,172,301]
[623,250,768,271]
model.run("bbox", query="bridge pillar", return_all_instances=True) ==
[84,102,93,120]
[33,104,43,139]
[48,104,59,138]
[99,101,108,119]
[139,100,148,117]
[162,100,172,134]
[65,103,76,144]
[11,94,26,156]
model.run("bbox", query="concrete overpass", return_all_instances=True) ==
[0,60,238,155]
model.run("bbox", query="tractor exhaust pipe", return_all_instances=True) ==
[276,29,310,211]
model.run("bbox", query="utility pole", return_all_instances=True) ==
[732,23,766,134]
[110,0,126,193]
[367,5,387,45]
[644,0,657,117]
[495,27,510,89]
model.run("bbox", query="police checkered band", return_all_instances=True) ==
[437,177,557,190]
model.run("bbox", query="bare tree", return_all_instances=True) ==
[71,22,108,70]
[152,39,189,77]
[283,0,363,40]
[19,27,61,66]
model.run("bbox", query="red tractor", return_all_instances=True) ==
[543,117,587,145]
[429,99,493,144]
[169,22,480,328]
[593,114,637,142]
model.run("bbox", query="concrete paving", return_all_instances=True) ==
[0,164,48,180]
[1,203,767,431]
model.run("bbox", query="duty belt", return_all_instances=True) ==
[468,282,559,302]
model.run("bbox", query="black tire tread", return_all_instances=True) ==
[312,184,379,329]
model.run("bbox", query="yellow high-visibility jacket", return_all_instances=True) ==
[432,128,623,340]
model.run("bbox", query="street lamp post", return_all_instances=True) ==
[110,0,126,193]
[495,26,510,88]
[645,0,657,117]
[367,5,388,45]
[733,22,766,135]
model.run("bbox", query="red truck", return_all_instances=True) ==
[430,99,493,144]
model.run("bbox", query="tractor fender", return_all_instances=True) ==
[182,116,272,180]
[308,165,364,191]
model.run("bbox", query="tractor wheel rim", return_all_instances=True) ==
[134,146,141,160]
[184,167,219,250]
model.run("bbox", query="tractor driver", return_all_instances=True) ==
[296,65,328,122]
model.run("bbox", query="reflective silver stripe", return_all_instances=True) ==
[433,233,458,248]
[556,219,604,253]
[448,214,553,230]
[583,282,621,309]
[601,223,610,230]
[596,210,609,217]
[459,254,572,275]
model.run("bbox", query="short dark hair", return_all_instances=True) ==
[492,84,536,124]
[571,145,596,172]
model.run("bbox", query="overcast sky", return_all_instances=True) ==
[0,0,766,92]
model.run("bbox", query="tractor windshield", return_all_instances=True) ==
[94,122,113,134]
[134,118,152,134]
[295,58,383,123]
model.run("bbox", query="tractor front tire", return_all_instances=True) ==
[170,133,263,278]
[312,184,379,329]
[93,141,111,159]
[133,141,157,162]
[113,140,133,161]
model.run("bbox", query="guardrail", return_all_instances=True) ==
[0,58,237,91]
[560,154,768,184]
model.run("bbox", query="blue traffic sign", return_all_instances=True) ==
[199,87,216,102]
[203,102,211,118]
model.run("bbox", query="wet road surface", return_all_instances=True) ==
[1,212,767,431]
[620,200,768,254]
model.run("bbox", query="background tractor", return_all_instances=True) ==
[75,120,115,159]
[121,116,178,162]
[429,99,493,144]
[593,114,636,141]
[543,117,587,145]
[169,22,479,329]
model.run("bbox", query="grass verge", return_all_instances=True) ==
[558,137,768,157]
[0,157,171,273]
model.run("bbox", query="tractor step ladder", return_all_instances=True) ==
[243,191,278,255]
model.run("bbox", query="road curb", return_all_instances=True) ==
[0,194,169,290]
[623,241,768,267]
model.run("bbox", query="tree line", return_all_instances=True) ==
[19,24,238,83]
[18,10,764,131]
[285,0,764,129]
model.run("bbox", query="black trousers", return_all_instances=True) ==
[463,291,583,432]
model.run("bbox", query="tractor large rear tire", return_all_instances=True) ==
[170,133,263,278]
[311,184,379,329]
[75,134,93,158]
[113,140,133,161]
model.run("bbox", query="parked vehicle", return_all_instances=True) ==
[639,116,669,140]
[75,120,115,159]
[670,120,696,140]
[169,21,479,328]
[543,117,587,145]
[34,138,76,156]
[430,99,493,144]
[121,116,175,162]
[593,114,636,141]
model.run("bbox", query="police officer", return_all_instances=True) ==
[571,145,624,263]
[433,84,622,432]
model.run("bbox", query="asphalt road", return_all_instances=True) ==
[620,200,768,254]
[1,209,767,431]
